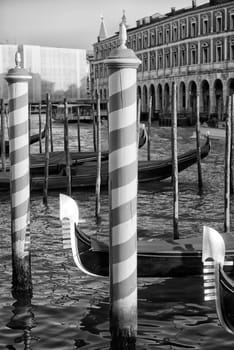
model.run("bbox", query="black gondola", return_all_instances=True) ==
[203,226,234,334]
[60,195,234,279]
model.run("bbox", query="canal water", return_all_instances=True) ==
[0,116,234,349]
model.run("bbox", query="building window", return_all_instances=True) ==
[137,34,142,50]
[180,48,186,66]
[231,44,234,60]
[191,21,196,37]
[143,31,148,49]
[172,50,178,67]
[190,45,197,64]
[181,22,186,39]
[203,47,208,63]
[150,52,156,70]
[133,36,136,51]
[216,42,223,62]
[231,14,234,30]
[158,30,163,45]
[158,53,163,69]
[173,25,178,41]
[165,51,170,68]
[143,53,148,71]
[203,19,208,34]
[165,27,170,43]
[150,29,156,47]
[216,16,222,32]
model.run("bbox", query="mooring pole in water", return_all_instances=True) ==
[43,93,50,206]
[230,95,234,196]
[38,103,42,153]
[77,106,81,152]
[64,98,71,196]
[105,21,140,347]
[5,51,32,293]
[172,82,179,239]
[1,98,6,171]
[95,88,101,221]
[224,96,231,232]
[92,102,97,152]
[147,95,152,161]
[49,100,53,152]
[196,94,203,194]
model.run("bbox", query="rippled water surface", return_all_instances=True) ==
[1,116,234,349]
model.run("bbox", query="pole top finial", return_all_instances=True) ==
[15,51,22,68]
[119,22,127,49]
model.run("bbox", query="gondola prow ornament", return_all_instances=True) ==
[202,226,234,334]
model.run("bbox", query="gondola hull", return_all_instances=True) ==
[0,136,210,191]
[75,226,234,278]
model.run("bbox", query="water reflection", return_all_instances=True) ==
[7,289,36,350]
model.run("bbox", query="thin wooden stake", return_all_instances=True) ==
[92,102,97,152]
[196,95,203,194]
[77,106,81,152]
[38,103,42,153]
[64,98,71,196]
[43,93,50,206]
[147,96,152,161]
[1,99,6,171]
[230,95,234,195]
[172,82,179,239]
[95,90,101,221]
[49,101,53,152]
[224,96,231,232]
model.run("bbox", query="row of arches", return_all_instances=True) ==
[137,78,234,121]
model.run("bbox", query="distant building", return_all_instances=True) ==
[0,44,89,103]
[92,0,234,124]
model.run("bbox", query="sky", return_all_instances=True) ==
[1,0,208,51]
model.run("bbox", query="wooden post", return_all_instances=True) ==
[5,51,32,293]
[1,99,6,171]
[196,95,203,194]
[64,98,71,196]
[230,95,234,195]
[92,102,97,152]
[77,106,81,152]
[172,82,179,239]
[38,103,42,153]
[43,93,50,206]
[49,100,53,152]
[106,22,140,346]
[147,96,152,161]
[224,96,231,232]
[95,90,101,221]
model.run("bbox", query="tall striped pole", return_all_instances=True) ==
[5,52,32,293]
[105,22,140,346]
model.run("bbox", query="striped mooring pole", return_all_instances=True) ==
[105,22,140,346]
[5,52,32,293]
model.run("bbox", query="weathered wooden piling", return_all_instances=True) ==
[147,95,152,161]
[196,95,203,194]
[49,100,53,152]
[92,102,97,152]
[43,93,50,206]
[230,95,234,195]
[64,98,71,196]
[172,82,179,239]
[105,22,140,346]
[1,98,6,171]
[38,103,42,153]
[5,51,32,293]
[224,96,231,232]
[77,106,81,152]
[95,89,101,221]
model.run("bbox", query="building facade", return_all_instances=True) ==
[92,0,234,124]
[0,44,89,103]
